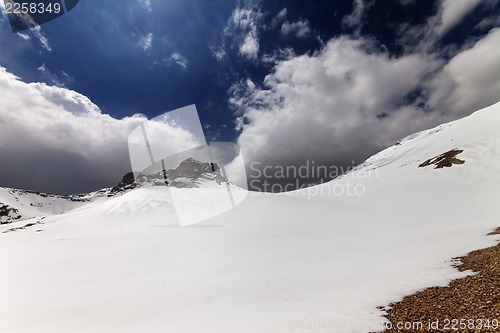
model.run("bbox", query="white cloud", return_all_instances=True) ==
[233,37,443,177]
[138,0,152,11]
[261,47,295,66]
[398,0,486,53]
[16,32,31,40]
[212,3,264,61]
[0,4,52,51]
[281,20,311,38]
[246,78,256,91]
[138,32,153,51]
[231,13,500,190]
[276,8,287,20]
[342,0,369,35]
[209,44,226,61]
[271,8,287,27]
[231,6,263,60]
[428,28,500,117]
[0,67,195,194]
[239,33,259,59]
[435,0,483,37]
[475,14,500,31]
[37,63,74,87]
[169,52,188,70]
[350,0,483,43]
[33,26,51,51]
[13,26,51,51]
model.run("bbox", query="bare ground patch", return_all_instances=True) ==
[379,227,500,332]
[419,149,465,169]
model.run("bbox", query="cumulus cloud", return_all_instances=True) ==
[222,0,500,191]
[231,16,500,191]
[428,28,500,116]
[281,20,311,38]
[138,32,153,51]
[0,67,196,194]
[232,37,444,188]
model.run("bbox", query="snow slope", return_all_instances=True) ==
[1,102,499,333]
[0,184,136,226]
[0,188,91,223]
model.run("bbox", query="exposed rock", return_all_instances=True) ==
[137,158,227,188]
[2,220,42,233]
[121,172,136,185]
[166,158,220,180]
[419,149,465,169]
[0,203,21,225]
[112,158,227,195]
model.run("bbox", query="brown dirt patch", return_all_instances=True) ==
[487,227,500,236]
[379,228,500,332]
[419,149,465,169]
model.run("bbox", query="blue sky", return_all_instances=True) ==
[2,0,345,141]
[0,0,499,193]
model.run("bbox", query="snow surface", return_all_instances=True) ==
[0,188,88,219]
[1,101,500,333]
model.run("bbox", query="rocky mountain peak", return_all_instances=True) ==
[114,158,227,191]
[168,158,220,180]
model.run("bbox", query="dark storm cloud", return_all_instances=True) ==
[0,68,144,194]
[231,0,500,191]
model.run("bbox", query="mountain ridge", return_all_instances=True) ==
[1,101,499,333]
[0,157,230,226]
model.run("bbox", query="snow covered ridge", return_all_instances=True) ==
[0,101,499,333]
[0,187,92,225]
[334,100,500,183]
[135,157,228,188]
[0,157,233,228]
